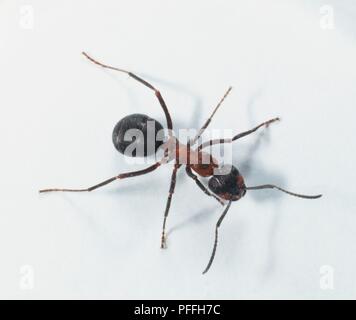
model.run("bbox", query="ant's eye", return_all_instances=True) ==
[112,113,164,157]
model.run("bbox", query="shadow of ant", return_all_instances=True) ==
[172,88,287,276]
[239,88,287,201]
[139,73,204,131]
[83,61,203,133]
[167,204,219,238]
[58,193,132,252]
[238,90,287,281]
[235,132,284,282]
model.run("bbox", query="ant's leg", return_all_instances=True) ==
[161,163,180,249]
[39,162,161,193]
[186,166,224,206]
[197,117,280,151]
[82,52,173,131]
[190,87,232,145]
[202,200,232,274]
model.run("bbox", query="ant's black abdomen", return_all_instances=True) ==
[208,165,246,201]
[112,113,164,157]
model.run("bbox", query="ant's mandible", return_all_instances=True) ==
[39,52,322,274]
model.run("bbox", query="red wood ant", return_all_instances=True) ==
[39,52,322,274]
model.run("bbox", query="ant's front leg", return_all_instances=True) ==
[186,166,224,206]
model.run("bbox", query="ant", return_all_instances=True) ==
[39,52,322,274]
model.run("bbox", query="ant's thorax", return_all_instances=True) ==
[162,136,218,177]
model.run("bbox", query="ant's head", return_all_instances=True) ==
[208,165,246,201]
[112,113,165,157]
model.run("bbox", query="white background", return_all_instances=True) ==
[1,0,356,299]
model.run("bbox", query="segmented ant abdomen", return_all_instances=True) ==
[208,165,246,201]
[112,113,164,157]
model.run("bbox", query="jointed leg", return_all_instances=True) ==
[186,166,224,206]
[82,52,173,131]
[198,117,280,151]
[202,200,232,274]
[39,162,161,193]
[161,163,181,249]
[190,87,232,145]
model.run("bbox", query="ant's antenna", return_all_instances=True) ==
[202,200,232,274]
[245,184,322,199]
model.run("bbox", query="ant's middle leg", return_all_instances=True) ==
[197,117,280,151]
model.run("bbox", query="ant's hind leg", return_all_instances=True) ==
[39,162,161,193]
[82,52,173,131]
